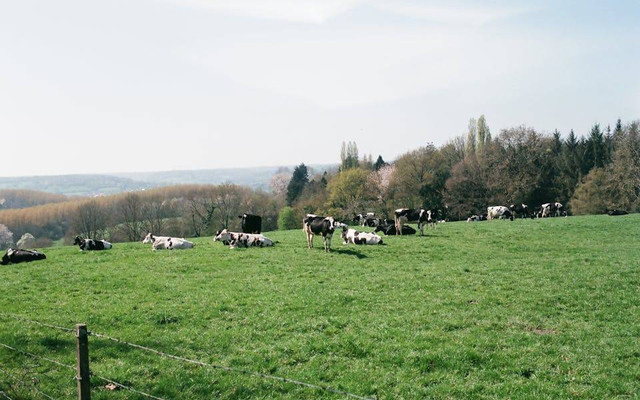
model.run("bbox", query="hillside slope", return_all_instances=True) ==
[0,215,638,398]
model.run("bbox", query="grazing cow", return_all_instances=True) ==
[238,214,262,234]
[152,237,194,250]
[487,206,513,221]
[466,214,488,222]
[394,208,435,236]
[510,204,530,219]
[354,212,382,227]
[374,223,416,236]
[341,228,384,245]
[214,229,274,249]
[1,248,46,265]
[606,209,628,216]
[74,236,112,251]
[541,202,566,218]
[302,214,345,252]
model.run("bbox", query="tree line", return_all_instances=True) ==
[0,116,638,246]
[281,117,639,225]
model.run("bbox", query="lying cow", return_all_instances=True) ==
[394,208,435,236]
[152,237,194,250]
[1,248,47,265]
[74,236,112,251]
[239,213,262,234]
[487,206,513,221]
[467,214,488,222]
[214,229,274,249]
[303,214,346,252]
[374,223,417,236]
[341,228,383,245]
[606,209,628,216]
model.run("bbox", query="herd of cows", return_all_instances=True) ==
[0,204,631,264]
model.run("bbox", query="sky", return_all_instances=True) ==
[1,0,639,177]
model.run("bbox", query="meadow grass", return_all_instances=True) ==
[0,215,639,399]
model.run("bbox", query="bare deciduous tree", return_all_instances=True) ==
[72,200,108,239]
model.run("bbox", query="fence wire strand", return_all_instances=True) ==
[89,330,374,400]
[0,342,75,372]
[0,390,13,400]
[0,314,75,334]
[0,366,56,400]
[0,314,374,399]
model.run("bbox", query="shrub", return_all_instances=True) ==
[277,207,299,230]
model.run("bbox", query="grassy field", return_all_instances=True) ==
[1,215,639,399]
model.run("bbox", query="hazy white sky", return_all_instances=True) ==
[1,0,638,177]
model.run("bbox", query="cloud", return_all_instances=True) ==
[165,0,366,23]
[372,1,534,26]
[165,0,533,25]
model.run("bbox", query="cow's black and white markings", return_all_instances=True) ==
[374,223,417,236]
[541,202,565,218]
[238,213,262,234]
[152,237,194,250]
[394,208,435,235]
[214,229,274,249]
[74,236,112,251]
[302,214,345,252]
[466,214,488,222]
[341,228,383,245]
[607,209,628,216]
[510,203,531,219]
[1,248,47,265]
[487,206,513,221]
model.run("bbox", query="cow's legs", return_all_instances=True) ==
[418,222,424,236]
[395,218,403,235]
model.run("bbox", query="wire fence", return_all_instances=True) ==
[0,313,375,400]
[0,365,57,400]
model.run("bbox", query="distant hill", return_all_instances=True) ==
[114,164,336,191]
[0,164,337,196]
[0,175,154,196]
[0,189,69,209]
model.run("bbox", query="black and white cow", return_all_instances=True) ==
[606,209,628,216]
[302,214,345,252]
[541,202,565,218]
[354,212,382,227]
[374,223,417,236]
[394,208,435,235]
[466,214,488,222]
[487,206,513,221]
[214,229,274,249]
[74,236,112,251]
[239,214,262,234]
[341,228,383,245]
[510,204,530,219]
[1,248,47,265]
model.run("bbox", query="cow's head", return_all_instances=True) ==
[214,229,231,244]
[142,233,155,244]
[1,252,9,265]
[73,236,83,245]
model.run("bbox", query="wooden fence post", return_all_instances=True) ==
[75,324,91,400]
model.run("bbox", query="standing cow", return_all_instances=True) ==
[510,204,530,219]
[394,208,435,236]
[239,214,262,234]
[302,214,345,252]
[487,206,513,221]
[541,202,565,218]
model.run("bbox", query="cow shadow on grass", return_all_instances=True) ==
[332,249,368,259]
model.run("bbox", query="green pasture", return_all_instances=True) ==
[0,215,638,399]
